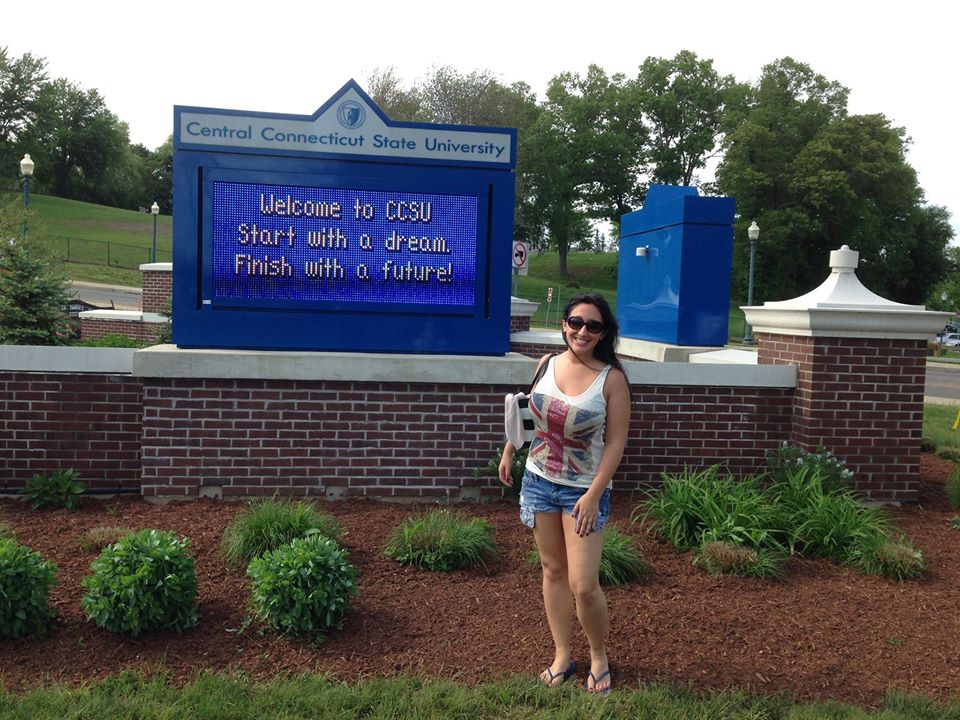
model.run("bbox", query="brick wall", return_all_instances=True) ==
[510,316,531,332]
[141,379,509,500]
[0,372,142,492]
[81,319,165,345]
[758,333,927,500]
[138,377,793,500]
[142,267,172,314]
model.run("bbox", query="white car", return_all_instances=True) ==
[938,332,960,347]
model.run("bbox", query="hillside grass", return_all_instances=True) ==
[27,194,171,286]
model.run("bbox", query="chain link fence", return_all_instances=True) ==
[47,236,172,269]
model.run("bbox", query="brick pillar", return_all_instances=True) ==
[141,262,172,314]
[757,333,927,500]
[744,246,948,502]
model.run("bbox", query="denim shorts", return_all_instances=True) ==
[519,470,611,531]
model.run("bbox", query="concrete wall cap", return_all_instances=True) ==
[79,310,168,324]
[0,345,135,373]
[139,262,173,272]
[131,345,795,388]
[509,296,539,317]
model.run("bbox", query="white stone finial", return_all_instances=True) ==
[740,245,952,339]
[829,245,859,274]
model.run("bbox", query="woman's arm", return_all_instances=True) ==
[571,369,631,535]
[499,353,553,487]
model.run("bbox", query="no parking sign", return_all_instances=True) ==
[512,241,529,276]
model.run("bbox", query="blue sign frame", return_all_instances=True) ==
[172,80,517,354]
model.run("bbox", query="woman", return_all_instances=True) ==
[499,293,631,694]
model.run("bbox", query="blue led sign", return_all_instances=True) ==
[212,182,478,308]
[172,80,517,355]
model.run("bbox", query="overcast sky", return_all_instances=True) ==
[4,0,956,235]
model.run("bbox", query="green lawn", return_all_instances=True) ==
[27,194,171,285]
[2,671,957,719]
[924,402,960,451]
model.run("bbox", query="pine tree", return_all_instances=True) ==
[0,198,71,345]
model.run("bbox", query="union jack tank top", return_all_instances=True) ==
[524,355,611,488]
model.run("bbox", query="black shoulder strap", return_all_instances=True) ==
[529,352,557,394]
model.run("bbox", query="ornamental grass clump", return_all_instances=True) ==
[598,524,653,586]
[78,525,135,553]
[526,524,653,586]
[247,534,357,637]
[385,509,498,571]
[946,465,960,511]
[81,529,198,636]
[636,465,785,553]
[0,538,58,639]
[847,534,927,581]
[791,492,891,563]
[694,541,785,580]
[220,497,344,567]
[0,512,14,541]
[19,469,84,510]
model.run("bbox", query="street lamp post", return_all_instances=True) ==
[742,220,760,345]
[20,154,34,240]
[150,202,159,262]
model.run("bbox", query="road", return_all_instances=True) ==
[925,363,960,403]
[69,282,141,311]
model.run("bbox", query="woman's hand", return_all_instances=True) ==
[572,490,601,536]
[498,446,515,488]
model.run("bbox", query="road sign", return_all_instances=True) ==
[512,241,529,276]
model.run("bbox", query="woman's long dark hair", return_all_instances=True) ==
[561,293,630,389]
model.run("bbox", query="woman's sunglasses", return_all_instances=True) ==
[564,316,604,334]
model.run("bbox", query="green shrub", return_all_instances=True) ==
[920,437,937,452]
[598,524,653,586]
[474,447,527,497]
[636,466,783,552]
[19,469,84,509]
[220,497,344,567]
[247,534,357,637]
[946,465,960,511]
[0,538,58,638]
[765,443,853,494]
[78,334,146,348]
[848,535,927,581]
[792,493,891,562]
[951,516,960,531]
[78,526,135,553]
[385,509,498,571]
[81,529,198,636]
[693,540,785,579]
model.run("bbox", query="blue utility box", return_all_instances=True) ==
[616,185,735,346]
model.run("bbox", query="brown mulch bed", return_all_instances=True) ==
[1,454,959,707]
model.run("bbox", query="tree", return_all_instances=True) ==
[716,57,952,304]
[636,50,741,186]
[0,47,48,179]
[0,197,71,345]
[523,66,648,275]
[365,66,422,122]
[28,79,131,204]
[924,229,960,312]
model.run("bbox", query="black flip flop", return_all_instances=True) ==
[540,660,577,686]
